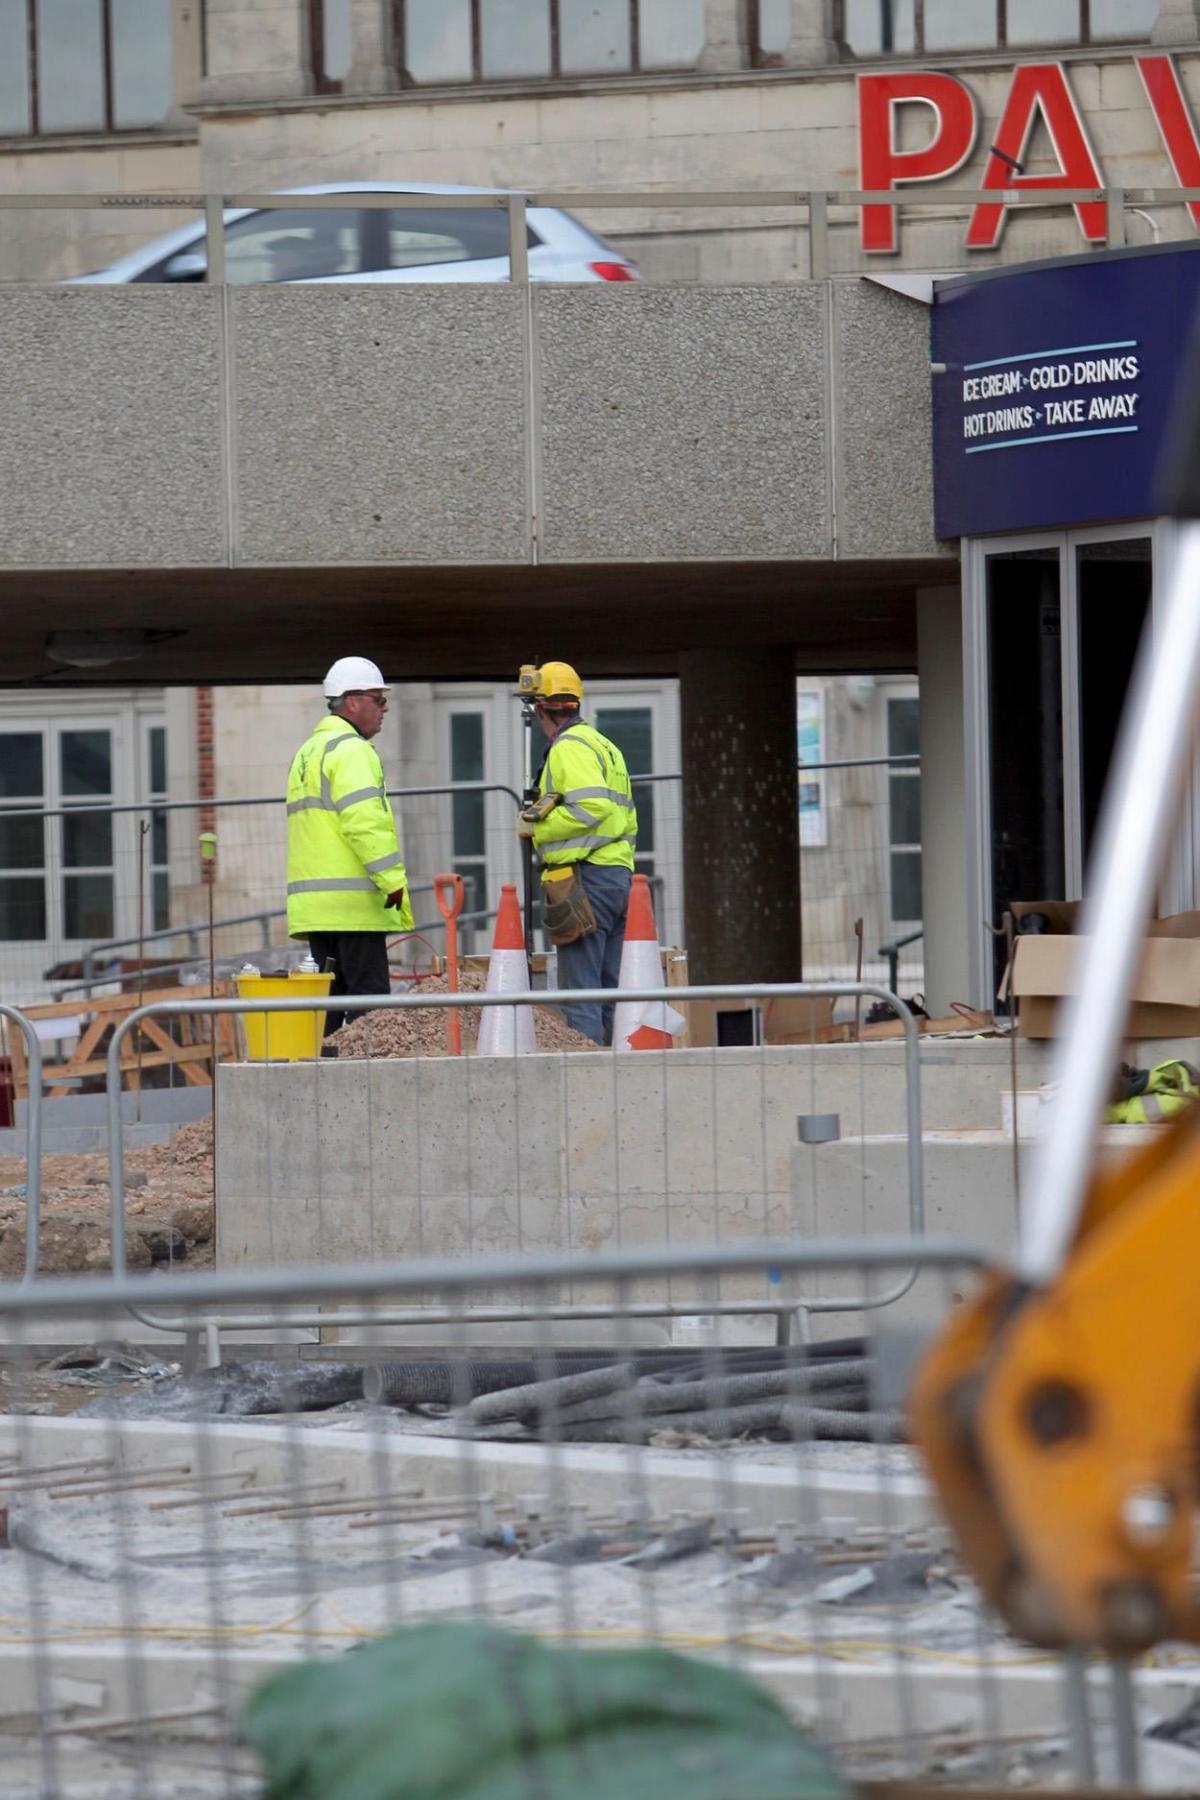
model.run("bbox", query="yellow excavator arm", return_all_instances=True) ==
[910,1106,1200,1653]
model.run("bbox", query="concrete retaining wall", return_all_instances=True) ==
[209,1038,1021,1325]
[215,1036,1188,1333]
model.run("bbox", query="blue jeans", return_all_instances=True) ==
[552,863,632,1046]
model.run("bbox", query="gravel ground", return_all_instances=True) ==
[0,1116,216,1280]
[330,969,600,1057]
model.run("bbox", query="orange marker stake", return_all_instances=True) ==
[434,873,466,1055]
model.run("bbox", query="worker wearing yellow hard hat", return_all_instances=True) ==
[285,656,413,1051]
[516,661,637,1045]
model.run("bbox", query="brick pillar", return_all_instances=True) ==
[344,0,396,93]
[1153,1,1200,43]
[698,0,751,71]
[200,0,310,103]
[679,648,801,983]
[197,685,216,883]
[166,0,203,124]
[782,0,837,64]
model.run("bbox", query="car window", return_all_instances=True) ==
[134,207,363,283]
[222,208,362,282]
[373,206,540,272]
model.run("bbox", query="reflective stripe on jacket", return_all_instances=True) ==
[534,720,637,875]
[285,715,414,936]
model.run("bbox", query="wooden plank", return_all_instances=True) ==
[14,981,234,1097]
[40,1043,219,1084]
[20,982,229,1022]
[138,1016,213,1087]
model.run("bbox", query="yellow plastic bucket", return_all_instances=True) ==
[236,970,334,1061]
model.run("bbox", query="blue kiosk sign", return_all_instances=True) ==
[930,242,1200,539]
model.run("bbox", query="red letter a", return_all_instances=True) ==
[966,63,1105,251]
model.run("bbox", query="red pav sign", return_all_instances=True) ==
[859,55,1200,253]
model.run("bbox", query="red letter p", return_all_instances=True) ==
[859,72,978,254]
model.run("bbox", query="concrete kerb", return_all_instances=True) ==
[101,983,925,1297]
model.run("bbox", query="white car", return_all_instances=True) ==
[71,181,639,286]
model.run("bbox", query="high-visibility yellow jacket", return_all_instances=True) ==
[285,715,414,936]
[534,720,637,878]
[1105,1059,1200,1124]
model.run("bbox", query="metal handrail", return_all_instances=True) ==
[0,1004,42,1283]
[0,779,522,824]
[0,184,1188,281]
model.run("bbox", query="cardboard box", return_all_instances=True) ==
[1010,910,1200,1039]
[679,994,836,1049]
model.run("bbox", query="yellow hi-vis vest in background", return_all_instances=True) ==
[1105,1059,1200,1124]
[286,715,414,937]
[533,720,637,878]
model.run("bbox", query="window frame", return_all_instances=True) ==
[885,685,922,928]
[2,0,174,139]
[833,0,1156,56]
[392,0,652,86]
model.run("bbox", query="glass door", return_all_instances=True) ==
[984,542,1066,997]
[965,522,1161,1006]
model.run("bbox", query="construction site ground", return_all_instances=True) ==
[3,1406,1200,1797]
[0,977,598,1280]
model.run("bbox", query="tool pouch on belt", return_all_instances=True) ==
[541,868,597,945]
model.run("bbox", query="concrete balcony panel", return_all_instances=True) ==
[231,286,530,565]
[535,285,831,561]
[0,288,225,567]
[835,281,946,560]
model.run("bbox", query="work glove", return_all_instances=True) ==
[517,793,560,839]
[385,889,405,911]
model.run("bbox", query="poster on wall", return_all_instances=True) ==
[797,689,826,848]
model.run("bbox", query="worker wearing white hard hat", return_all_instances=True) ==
[285,658,412,1048]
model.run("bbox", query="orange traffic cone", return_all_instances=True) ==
[612,874,685,1053]
[477,884,537,1056]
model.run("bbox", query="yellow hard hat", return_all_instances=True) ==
[516,661,584,703]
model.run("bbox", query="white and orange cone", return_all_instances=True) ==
[612,873,685,1053]
[477,883,537,1057]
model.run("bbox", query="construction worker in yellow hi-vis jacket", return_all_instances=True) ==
[515,660,637,1046]
[286,656,413,1045]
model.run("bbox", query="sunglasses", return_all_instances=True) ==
[347,690,388,704]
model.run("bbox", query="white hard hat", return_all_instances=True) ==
[323,656,388,699]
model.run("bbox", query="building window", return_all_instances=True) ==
[0,709,168,959]
[796,688,827,849]
[449,710,488,947]
[0,732,47,943]
[593,706,655,888]
[0,0,173,137]
[887,695,922,925]
[396,0,705,84]
[836,0,1159,56]
[60,729,115,941]
[145,722,170,934]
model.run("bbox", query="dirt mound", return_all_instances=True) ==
[331,970,600,1058]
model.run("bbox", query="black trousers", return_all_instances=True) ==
[307,931,392,1036]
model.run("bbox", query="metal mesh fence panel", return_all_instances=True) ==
[0,1239,1165,1797]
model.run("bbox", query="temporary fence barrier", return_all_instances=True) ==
[96,983,924,1326]
[0,753,920,1017]
[0,783,524,1009]
[0,1002,43,1285]
[0,1237,1170,1796]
